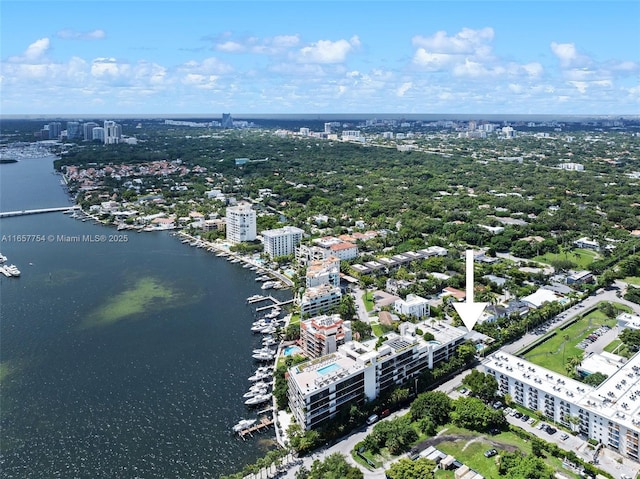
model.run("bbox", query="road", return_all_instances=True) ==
[274,282,640,479]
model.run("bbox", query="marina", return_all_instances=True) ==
[236,416,274,440]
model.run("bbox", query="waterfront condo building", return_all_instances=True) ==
[288,321,467,430]
[300,314,352,359]
[483,351,640,462]
[262,226,304,259]
[305,256,340,289]
[225,202,257,244]
[300,284,342,318]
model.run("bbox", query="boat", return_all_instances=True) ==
[262,336,278,347]
[252,346,276,355]
[244,393,272,406]
[248,367,273,382]
[261,281,275,290]
[259,326,277,335]
[0,253,7,263]
[0,267,11,277]
[232,418,257,432]
[5,265,20,276]
[243,387,268,398]
[246,294,264,302]
[251,322,270,333]
[252,350,276,361]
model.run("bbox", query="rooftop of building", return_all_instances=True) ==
[484,351,640,432]
[262,225,305,237]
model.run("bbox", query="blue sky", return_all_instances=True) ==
[1,1,639,115]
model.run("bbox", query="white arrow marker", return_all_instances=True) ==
[453,250,488,331]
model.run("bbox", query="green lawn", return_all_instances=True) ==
[434,428,581,479]
[623,276,640,287]
[371,322,384,337]
[534,248,599,269]
[362,291,375,312]
[289,313,301,325]
[523,309,616,374]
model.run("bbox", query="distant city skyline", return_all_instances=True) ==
[2,1,639,115]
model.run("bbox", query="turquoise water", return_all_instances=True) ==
[317,363,341,375]
[283,345,302,356]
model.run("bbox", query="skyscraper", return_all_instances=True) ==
[83,122,99,141]
[66,122,82,140]
[221,113,233,129]
[104,120,121,144]
[225,202,256,244]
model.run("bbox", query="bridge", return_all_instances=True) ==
[0,206,80,219]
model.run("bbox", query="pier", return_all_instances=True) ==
[254,296,295,312]
[0,206,80,219]
[237,416,274,440]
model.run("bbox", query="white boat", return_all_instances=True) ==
[243,387,268,398]
[248,367,272,382]
[244,393,272,406]
[246,294,263,302]
[232,418,257,432]
[252,350,276,361]
[251,322,270,333]
[259,326,277,335]
[261,281,275,290]
[262,337,277,347]
[0,254,7,263]
[5,265,20,276]
[0,267,11,277]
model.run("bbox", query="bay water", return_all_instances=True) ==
[0,156,286,477]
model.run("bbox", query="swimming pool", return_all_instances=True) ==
[283,345,303,356]
[317,363,341,375]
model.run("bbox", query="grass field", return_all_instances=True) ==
[623,276,640,287]
[428,426,581,479]
[362,291,375,312]
[371,322,384,337]
[534,248,599,269]
[523,308,616,374]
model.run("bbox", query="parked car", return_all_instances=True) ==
[514,412,523,419]
[521,414,530,422]
[546,426,557,435]
[484,449,498,458]
[560,433,569,440]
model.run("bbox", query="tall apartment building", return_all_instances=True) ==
[300,314,352,359]
[104,120,122,144]
[288,321,467,430]
[83,122,99,140]
[225,202,256,244]
[300,284,342,318]
[66,121,82,140]
[296,244,330,266]
[483,351,640,461]
[262,226,304,259]
[92,127,105,142]
[305,256,340,288]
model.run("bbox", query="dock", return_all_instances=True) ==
[237,416,274,440]
[255,296,295,312]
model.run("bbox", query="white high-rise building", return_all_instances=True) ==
[104,120,121,144]
[92,127,105,142]
[225,202,256,244]
[262,226,304,258]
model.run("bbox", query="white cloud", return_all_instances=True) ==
[91,57,131,78]
[397,82,412,97]
[412,50,456,71]
[57,29,106,40]
[412,28,494,57]
[296,36,360,64]
[550,42,591,68]
[214,34,300,55]
[9,37,50,63]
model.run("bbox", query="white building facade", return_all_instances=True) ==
[300,284,342,318]
[262,226,304,258]
[225,202,257,244]
[288,321,467,430]
[483,351,640,462]
[394,294,430,319]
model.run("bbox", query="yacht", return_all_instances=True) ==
[252,350,276,361]
[232,418,257,432]
[243,386,268,398]
[244,393,272,406]
[248,367,272,382]
[5,265,20,276]
[262,336,278,347]
[261,281,275,290]
[0,253,7,263]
